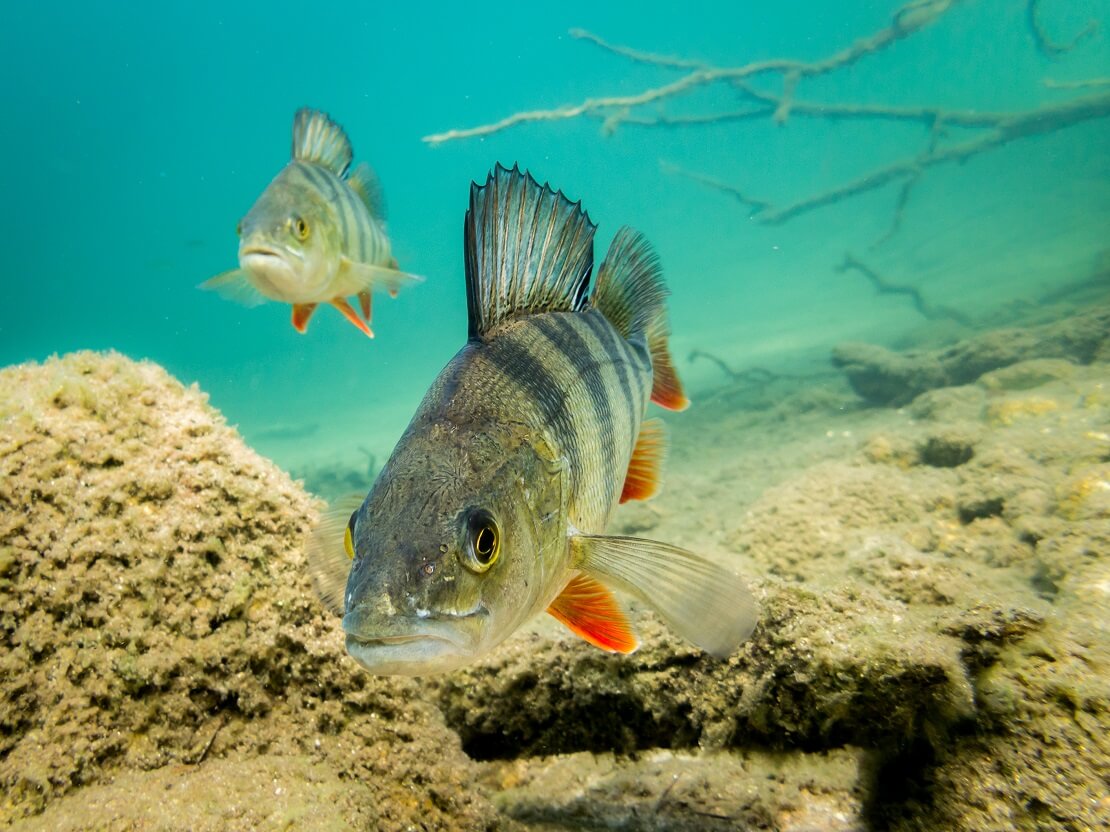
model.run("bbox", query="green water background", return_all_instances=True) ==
[2,0,1107,482]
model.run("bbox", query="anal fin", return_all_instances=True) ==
[546,574,639,653]
[621,418,666,503]
[291,302,318,333]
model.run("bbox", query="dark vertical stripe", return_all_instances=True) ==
[342,183,371,263]
[583,311,639,419]
[297,162,350,251]
[488,333,582,492]
[532,315,617,498]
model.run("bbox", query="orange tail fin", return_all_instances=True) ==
[648,315,689,411]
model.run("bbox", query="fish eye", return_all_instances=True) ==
[462,508,500,573]
[343,510,357,560]
[235,219,243,237]
[292,216,310,241]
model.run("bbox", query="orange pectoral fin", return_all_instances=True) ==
[291,303,318,333]
[358,290,373,323]
[546,574,639,653]
[621,418,666,503]
[330,297,375,338]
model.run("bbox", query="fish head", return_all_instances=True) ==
[235,166,339,301]
[342,419,568,675]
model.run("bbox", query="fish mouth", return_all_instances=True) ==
[342,608,489,676]
[240,245,302,263]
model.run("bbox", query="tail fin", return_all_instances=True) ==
[593,228,689,411]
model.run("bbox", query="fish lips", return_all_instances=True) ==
[341,606,489,676]
[238,245,302,297]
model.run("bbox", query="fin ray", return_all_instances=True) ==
[546,573,639,653]
[291,302,317,333]
[648,314,689,411]
[305,494,365,616]
[571,534,758,658]
[347,162,387,220]
[199,270,268,308]
[339,257,423,296]
[464,164,596,339]
[592,228,668,340]
[621,418,666,503]
[292,108,353,177]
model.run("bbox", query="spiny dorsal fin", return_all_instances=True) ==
[347,162,387,220]
[292,108,353,177]
[592,227,668,340]
[464,164,596,340]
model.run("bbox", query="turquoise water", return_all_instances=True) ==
[2,0,1107,485]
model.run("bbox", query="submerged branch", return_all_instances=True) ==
[836,253,972,325]
[669,92,1110,226]
[424,0,959,144]
[1027,0,1099,57]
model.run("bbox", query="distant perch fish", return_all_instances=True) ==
[308,164,758,675]
[202,108,420,337]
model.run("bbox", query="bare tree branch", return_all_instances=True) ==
[669,92,1110,226]
[424,0,961,145]
[1027,0,1099,57]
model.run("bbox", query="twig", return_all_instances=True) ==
[1027,0,1099,57]
[836,253,971,325]
[661,162,771,217]
[187,713,226,765]
[1044,77,1110,90]
[568,28,707,70]
[671,92,1110,226]
[424,0,959,144]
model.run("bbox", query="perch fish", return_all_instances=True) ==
[308,164,758,675]
[202,108,419,337]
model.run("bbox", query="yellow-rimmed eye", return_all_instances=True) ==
[292,216,309,240]
[343,510,357,560]
[462,508,499,573]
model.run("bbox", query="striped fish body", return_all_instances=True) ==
[248,159,394,302]
[203,108,419,337]
[316,165,757,676]
[447,309,653,540]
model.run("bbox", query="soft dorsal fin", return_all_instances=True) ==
[347,162,387,220]
[546,573,639,653]
[593,228,688,410]
[292,108,353,177]
[592,227,668,340]
[463,164,596,340]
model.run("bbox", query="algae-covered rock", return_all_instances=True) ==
[0,352,499,830]
[831,305,1110,405]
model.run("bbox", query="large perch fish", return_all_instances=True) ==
[203,108,420,337]
[309,164,758,674]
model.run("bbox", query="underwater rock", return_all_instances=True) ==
[0,352,498,829]
[2,346,1107,831]
[831,305,1110,406]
